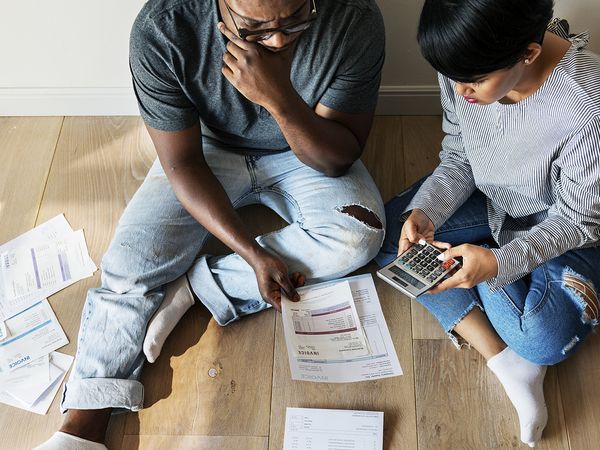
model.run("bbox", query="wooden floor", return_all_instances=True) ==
[1,116,599,450]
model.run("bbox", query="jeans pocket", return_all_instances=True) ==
[523,266,551,319]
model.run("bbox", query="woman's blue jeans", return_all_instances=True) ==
[375,179,600,365]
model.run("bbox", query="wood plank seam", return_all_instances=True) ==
[33,116,65,227]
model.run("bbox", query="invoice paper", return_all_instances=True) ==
[0,354,49,388]
[4,359,62,406]
[0,214,96,320]
[0,351,73,415]
[283,407,383,450]
[0,300,68,373]
[284,274,402,383]
[282,280,369,360]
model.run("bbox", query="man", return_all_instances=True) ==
[35,0,385,448]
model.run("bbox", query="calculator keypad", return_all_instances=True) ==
[396,242,456,283]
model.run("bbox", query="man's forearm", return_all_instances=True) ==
[268,92,363,177]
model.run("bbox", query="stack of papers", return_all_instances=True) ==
[284,280,370,360]
[0,300,68,373]
[0,352,73,414]
[282,274,402,383]
[0,214,95,413]
[0,214,96,320]
[283,407,384,450]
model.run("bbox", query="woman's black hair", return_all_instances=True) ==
[417,0,554,83]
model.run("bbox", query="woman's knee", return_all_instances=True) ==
[491,267,598,365]
[511,336,584,366]
[507,318,595,366]
[562,270,599,324]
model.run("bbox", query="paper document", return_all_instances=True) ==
[0,354,49,388]
[283,280,369,360]
[0,214,96,320]
[282,274,402,383]
[283,407,383,450]
[1,229,93,299]
[1,215,73,250]
[0,300,68,373]
[0,351,73,414]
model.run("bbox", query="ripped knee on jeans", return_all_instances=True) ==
[339,205,383,229]
[563,271,599,324]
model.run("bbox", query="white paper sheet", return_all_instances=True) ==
[0,215,73,253]
[284,274,402,383]
[282,280,369,360]
[283,407,383,450]
[0,354,50,389]
[6,360,63,406]
[0,300,68,373]
[1,229,95,299]
[0,351,73,415]
[0,214,96,320]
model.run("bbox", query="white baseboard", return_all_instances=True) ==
[376,85,441,115]
[0,85,441,116]
[0,87,139,116]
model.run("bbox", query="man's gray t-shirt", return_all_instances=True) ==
[129,0,385,152]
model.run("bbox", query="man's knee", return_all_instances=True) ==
[339,205,383,230]
[100,239,159,295]
[325,205,385,270]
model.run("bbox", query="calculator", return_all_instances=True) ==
[377,241,460,298]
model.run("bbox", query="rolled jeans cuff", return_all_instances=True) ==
[60,378,144,413]
[187,255,270,327]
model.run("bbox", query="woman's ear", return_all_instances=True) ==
[523,43,543,65]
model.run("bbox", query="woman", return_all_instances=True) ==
[376,0,600,446]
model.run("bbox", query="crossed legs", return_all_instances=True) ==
[377,186,600,446]
[37,150,384,448]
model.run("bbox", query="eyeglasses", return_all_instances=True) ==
[224,0,317,42]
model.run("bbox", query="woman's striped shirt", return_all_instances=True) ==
[407,39,600,289]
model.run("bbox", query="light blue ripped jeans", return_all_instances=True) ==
[376,181,600,366]
[61,140,385,412]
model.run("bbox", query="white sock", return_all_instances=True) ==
[143,274,195,363]
[487,347,548,447]
[33,432,107,450]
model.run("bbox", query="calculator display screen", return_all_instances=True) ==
[389,265,426,289]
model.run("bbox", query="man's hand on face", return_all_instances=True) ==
[248,247,305,312]
[218,22,295,110]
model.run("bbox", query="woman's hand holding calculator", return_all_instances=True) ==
[398,209,499,294]
[428,244,499,294]
[398,209,445,253]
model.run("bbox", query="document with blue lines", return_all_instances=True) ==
[0,299,68,373]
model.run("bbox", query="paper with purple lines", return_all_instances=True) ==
[282,274,402,383]
[282,280,370,361]
[0,215,96,320]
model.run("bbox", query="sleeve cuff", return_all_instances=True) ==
[486,246,526,291]
[406,199,453,230]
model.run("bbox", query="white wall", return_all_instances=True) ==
[0,0,146,115]
[0,0,598,116]
[376,0,600,114]
[554,1,600,53]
